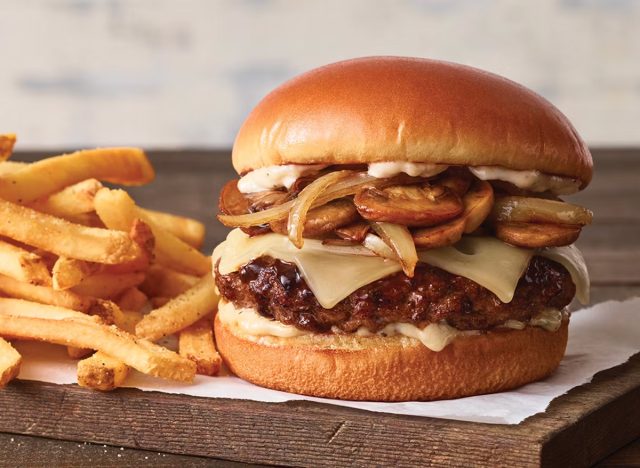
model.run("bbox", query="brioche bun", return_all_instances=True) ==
[232,56,592,187]
[214,303,569,402]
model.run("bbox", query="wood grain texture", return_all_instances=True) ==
[1,148,638,467]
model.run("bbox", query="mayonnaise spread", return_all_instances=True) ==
[218,300,566,352]
[237,163,580,194]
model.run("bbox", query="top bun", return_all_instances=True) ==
[232,57,592,187]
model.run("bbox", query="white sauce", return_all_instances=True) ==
[367,162,448,178]
[237,164,327,193]
[469,166,580,194]
[218,299,565,352]
[237,162,580,195]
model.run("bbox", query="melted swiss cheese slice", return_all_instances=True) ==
[213,229,589,309]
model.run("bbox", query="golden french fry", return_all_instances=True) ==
[114,309,145,334]
[140,208,205,249]
[0,297,100,322]
[94,189,210,276]
[0,134,16,162]
[139,265,199,298]
[72,272,145,300]
[0,161,26,176]
[0,314,195,382]
[0,147,154,204]
[30,178,103,219]
[0,198,144,265]
[179,317,221,376]
[53,219,154,290]
[52,257,100,290]
[0,337,21,388]
[116,287,148,312]
[0,274,94,312]
[78,351,129,391]
[0,239,52,286]
[136,275,219,342]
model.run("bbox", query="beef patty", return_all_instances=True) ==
[215,256,575,333]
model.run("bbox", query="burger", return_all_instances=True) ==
[212,57,592,401]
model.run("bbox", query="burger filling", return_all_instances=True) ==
[215,164,591,350]
[215,255,574,334]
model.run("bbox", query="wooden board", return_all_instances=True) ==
[0,149,639,467]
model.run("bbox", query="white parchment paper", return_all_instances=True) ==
[15,298,640,425]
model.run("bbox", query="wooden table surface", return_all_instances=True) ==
[2,148,639,467]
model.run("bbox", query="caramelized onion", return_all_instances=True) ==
[491,196,593,226]
[370,222,417,277]
[362,233,397,260]
[270,199,358,239]
[218,172,381,228]
[288,171,356,248]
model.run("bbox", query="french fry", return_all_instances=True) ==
[116,287,148,312]
[78,351,129,391]
[0,274,94,312]
[52,219,154,291]
[52,257,100,290]
[0,337,21,388]
[114,309,144,334]
[179,317,221,376]
[72,272,145,299]
[0,161,26,176]
[139,265,199,298]
[136,275,219,342]
[94,188,210,276]
[0,315,195,382]
[140,208,205,249]
[0,239,52,286]
[0,198,144,264]
[30,178,103,219]
[0,147,154,204]
[0,297,101,322]
[0,134,16,162]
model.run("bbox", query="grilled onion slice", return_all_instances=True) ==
[491,196,593,226]
[362,233,397,260]
[270,199,358,239]
[288,171,356,248]
[218,172,381,228]
[370,222,417,277]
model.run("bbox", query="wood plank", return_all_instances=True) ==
[0,352,638,467]
[596,438,640,467]
[0,432,251,467]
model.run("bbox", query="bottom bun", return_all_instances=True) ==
[214,304,569,401]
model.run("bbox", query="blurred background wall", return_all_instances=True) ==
[0,0,637,149]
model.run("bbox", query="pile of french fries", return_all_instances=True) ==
[0,134,222,391]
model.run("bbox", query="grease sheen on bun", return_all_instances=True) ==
[214,305,569,402]
[232,56,592,187]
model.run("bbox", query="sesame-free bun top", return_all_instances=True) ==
[232,57,592,187]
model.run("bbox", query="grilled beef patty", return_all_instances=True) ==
[215,256,575,333]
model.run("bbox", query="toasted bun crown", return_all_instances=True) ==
[233,57,592,187]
